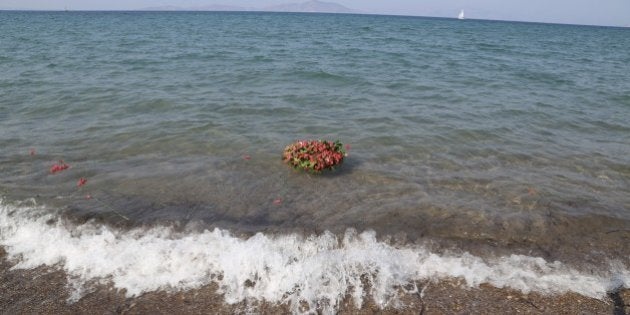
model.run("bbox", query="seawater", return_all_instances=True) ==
[1,11,629,311]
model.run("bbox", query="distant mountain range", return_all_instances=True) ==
[141,5,250,11]
[264,0,356,13]
[140,1,357,14]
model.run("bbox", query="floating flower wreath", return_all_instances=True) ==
[283,140,346,173]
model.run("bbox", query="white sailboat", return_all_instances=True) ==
[458,9,465,20]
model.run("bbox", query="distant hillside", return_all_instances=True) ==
[193,5,251,11]
[140,5,251,11]
[139,1,356,14]
[264,0,356,13]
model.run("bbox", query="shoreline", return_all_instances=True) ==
[2,248,628,314]
[2,202,629,313]
[17,191,630,269]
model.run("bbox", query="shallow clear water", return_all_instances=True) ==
[0,11,629,309]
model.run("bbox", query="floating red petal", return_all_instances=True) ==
[50,160,70,174]
[77,177,87,187]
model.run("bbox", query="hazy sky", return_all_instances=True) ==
[1,0,629,27]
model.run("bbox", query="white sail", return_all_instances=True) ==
[458,9,465,20]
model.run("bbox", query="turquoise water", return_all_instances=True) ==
[1,11,629,265]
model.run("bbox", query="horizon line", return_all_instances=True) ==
[0,9,627,28]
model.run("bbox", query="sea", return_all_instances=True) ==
[1,11,629,313]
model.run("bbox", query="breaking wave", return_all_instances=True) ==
[0,200,628,314]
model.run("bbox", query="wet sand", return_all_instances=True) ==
[2,248,628,314]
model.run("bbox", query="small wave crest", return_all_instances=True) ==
[0,200,628,314]
[291,69,356,86]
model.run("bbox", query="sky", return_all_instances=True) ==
[1,0,629,27]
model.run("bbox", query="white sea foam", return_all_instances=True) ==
[0,200,628,314]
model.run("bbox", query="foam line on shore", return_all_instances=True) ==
[0,200,628,313]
